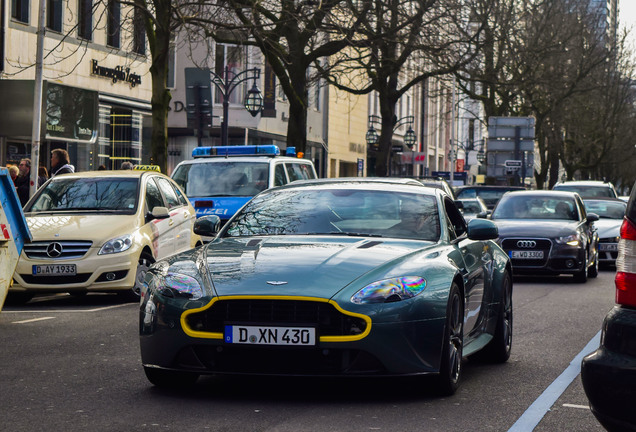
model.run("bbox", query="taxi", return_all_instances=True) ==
[8,170,202,303]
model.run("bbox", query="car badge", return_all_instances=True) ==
[517,240,537,248]
[266,281,288,286]
[47,242,63,258]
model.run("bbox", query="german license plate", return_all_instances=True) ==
[510,250,544,259]
[32,264,77,276]
[599,243,618,252]
[224,325,316,346]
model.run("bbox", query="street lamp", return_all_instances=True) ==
[365,114,416,149]
[209,66,263,146]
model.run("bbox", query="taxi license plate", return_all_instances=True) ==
[599,243,618,252]
[32,264,77,276]
[510,250,544,259]
[224,325,316,346]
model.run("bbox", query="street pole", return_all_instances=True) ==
[30,0,46,197]
[450,80,456,184]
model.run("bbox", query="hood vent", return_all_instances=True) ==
[357,240,383,249]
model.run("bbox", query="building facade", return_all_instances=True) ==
[0,0,153,172]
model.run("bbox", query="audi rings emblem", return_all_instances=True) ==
[516,240,537,248]
[47,242,63,258]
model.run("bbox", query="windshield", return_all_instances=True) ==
[492,195,578,220]
[584,200,626,219]
[172,162,269,197]
[554,185,615,198]
[223,188,440,241]
[27,178,139,213]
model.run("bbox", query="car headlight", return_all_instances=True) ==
[351,276,427,304]
[157,272,204,300]
[555,234,580,246]
[98,234,133,255]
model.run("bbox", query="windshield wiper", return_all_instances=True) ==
[323,231,384,237]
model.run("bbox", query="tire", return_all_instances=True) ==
[574,250,588,283]
[144,366,199,388]
[118,252,154,302]
[588,248,599,279]
[474,272,512,363]
[434,283,464,396]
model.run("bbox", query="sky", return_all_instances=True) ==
[620,0,636,49]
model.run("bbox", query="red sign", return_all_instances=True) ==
[456,159,465,172]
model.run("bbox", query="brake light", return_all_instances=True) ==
[616,272,636,307]
[616,217,636,307]
[620,217,636,240]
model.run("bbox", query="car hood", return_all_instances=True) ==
[594,219,622,238]
[203,236,438,298]
[25,213,140,243]
[493,219,580,238]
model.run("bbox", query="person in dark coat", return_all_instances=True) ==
[15,158,44,207]
[50,149,75,177]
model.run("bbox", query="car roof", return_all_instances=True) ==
[52,170,155,179]
[583,197,625,202]
[456,185,525,190]
[501,190,579,198]
[289,177,426,187]
[175,156,307,166]
[554,180,613,186]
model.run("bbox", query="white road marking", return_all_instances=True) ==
[2,303,135,313]
[507,330,601,432]
[12,317,56,324]
[562,404,590,410]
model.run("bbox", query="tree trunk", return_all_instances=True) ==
[285,70,308,156]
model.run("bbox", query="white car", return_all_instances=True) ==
[584,198,627,266]
[9,170,202,303]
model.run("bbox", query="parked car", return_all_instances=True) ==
[581,183,636,431]
[552,180,618,199]
[417,176,456,199]
[457,197,489,222]
[8,170,202,303]
[583,198,626,266]
[140,178,513,395]
[490,190,599,282]
[454,185,526,210]
[171,145,317,225]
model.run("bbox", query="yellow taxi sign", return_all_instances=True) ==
[134,165,161,172]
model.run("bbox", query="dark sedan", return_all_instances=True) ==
[582,182,636,431]
[491,190,599,282]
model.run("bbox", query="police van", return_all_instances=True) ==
[171,145,317,223]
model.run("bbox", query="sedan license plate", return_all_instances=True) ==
[510,250,544,259]
[599,243,618,252]
[224,325,316,346]
[32,264,77,276]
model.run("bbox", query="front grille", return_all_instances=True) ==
[19,273,92,284]
[185,299,367,337]
[501,238,552,267]
[23,241,93,259]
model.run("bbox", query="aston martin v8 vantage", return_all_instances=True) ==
[139,179,513,395]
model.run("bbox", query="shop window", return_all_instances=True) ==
[107,0,120,48]
[133,8,146,55]
[78,0,92,40]
[214,43,247,104]
[46,0,62,32]
[109,108,142,169]
[12,0,29,23]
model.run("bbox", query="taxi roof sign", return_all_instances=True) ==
[134,165,161,172]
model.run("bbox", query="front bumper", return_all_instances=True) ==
[11,246,139,293]
[140,295,447,377]
[500,238,585,275]
[581,306,636,431]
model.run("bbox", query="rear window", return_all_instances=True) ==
[553,184,616,199]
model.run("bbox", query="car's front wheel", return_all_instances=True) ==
[434,282,464,396]
[588,248,599,278]
[144,367,199,388]
[473,272,512,363]
[118,252,154,302]
[574,250,588,283]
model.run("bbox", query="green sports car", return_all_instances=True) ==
[139,178,513,395]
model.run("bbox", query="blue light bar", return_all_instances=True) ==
[192,145,281,158]
[286,147,296,157]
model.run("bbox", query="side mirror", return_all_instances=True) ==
[467,218,499,240]
[193,215,222,237]
[476,211,488,219]
[586,213,599,223]
[149,206,170,220]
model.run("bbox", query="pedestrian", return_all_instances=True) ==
[50,149,75,177]
[14,158,44,206]
[38,166,49,183]
[8,165,19,185]
[121,161,134,170]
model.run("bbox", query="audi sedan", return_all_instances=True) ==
[8,170,202,303]
[140,178,513,395]
[490,190,599,282]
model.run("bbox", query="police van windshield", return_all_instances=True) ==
[172,162,269,197]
